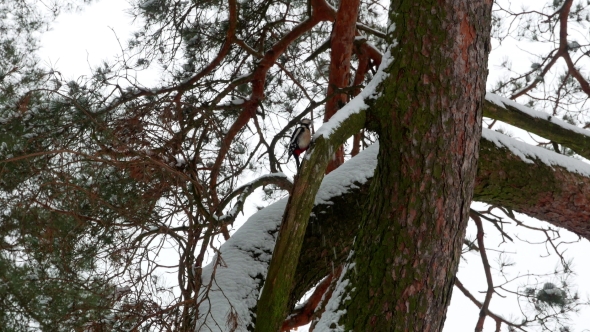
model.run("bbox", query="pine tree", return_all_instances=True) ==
[2,0,590,331]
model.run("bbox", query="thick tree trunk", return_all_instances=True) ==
[289,136,590,309]
[321,1,493,330]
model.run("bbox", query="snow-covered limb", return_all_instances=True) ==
[195,130,590,331]
[196,201,283,332]
[313,44,393,141]
[477,134,590,238]
[195,145,379,331]
[312,251,355,332]
[483,129,590,177]
[296,135,590,304]
[254,49,382,329]
[214,173,293,225]
[484,93,590,160]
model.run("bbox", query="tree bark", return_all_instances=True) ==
[313,1,494,330]
[254,105,366,332]
[476,137,590,237]
[483,97,590,160]
[324,0,361,173]
[290,134,590,312]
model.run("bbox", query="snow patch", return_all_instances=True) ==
[485,93,590,138]
[196,201,285,332]
[315,143,379,205]
[195,146,379,331]
[314,38,395,140]
[313,251,356,332]
[483,128,590,177]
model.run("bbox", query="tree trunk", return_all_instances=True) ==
[322,1,493,330]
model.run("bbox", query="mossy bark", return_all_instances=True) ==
[289,135,590,318]
[483,100,590,160]
[333,1,493,330]
[476,139,590,237]
[254,111,365,332]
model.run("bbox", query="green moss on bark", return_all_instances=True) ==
[254,110,365,332]
[338,0,493,330]
[475,139,559,207]
[483,100,590,160]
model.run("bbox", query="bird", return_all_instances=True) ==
[287,118,312,170]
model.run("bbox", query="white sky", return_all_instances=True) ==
[38,1,590,331]
[40,0,132,78]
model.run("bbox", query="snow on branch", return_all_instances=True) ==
[195,144,379,331]
[193,92,590,331]
[214,173,293,224]
[196,131,590,330]
[485,93,590,138]
[313,43,391,141]
[483,128,590,177]
[484,93,590,162]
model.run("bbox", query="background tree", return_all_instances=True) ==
[2,0,590,331]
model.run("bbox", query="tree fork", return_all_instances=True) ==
[331,0,493,330]
[290,133,590,313]
[254,110,366,332]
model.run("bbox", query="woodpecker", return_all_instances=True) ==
[287,118,312,170]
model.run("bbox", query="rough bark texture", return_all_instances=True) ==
[324,0,361,172]
[337,1,492,330]
[254,109,366,332]
[476,139,590,237]
[291,181,369,309]
[483,99,590,160]
[290,135,590,313]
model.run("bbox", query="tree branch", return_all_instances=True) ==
[97,0,238,114]
[477,135,590,238]
[254,103,366,332]
[454,278,528,331]
[208,0,335,207]
[324,0,361,172]
[484,94,590,160]
[292,135,590,304]
[281,266,341,331]
[216,173,293,226]
[196,130,590,329]
[470,211,496,332]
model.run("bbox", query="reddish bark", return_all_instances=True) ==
[509,0,590,99]
[292,135,590,310]
[209,0,335,206]
[350,132,361,157]
[174,0,237,101]
[558,0,590,96]
[470,212,495,332]
[281,267,341,331]
[341,0,493,330]
[476,139,590,238]
[324,0,361,173]
[350,40,371,158]
[98,0,238,114]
